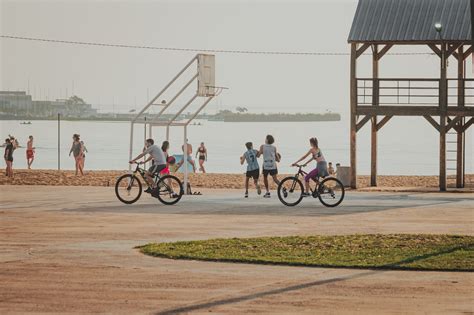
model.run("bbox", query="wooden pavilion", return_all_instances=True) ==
[348,0,474,191]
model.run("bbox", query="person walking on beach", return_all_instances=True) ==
[4,138,14,177]
[292,137,328,197]
[80,140,88,170]
[259,134,281,198]
[26,136,35,169]
[196,142,207,173]
[129,138,167,193]
[240,142,261,198]
[176,140,196,172]
[69,134,84,176]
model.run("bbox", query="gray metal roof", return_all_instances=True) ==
[348,0,473,43]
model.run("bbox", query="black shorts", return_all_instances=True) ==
[148,164,166,175]
[199,156,205,161]
[246,169,260,180]
[263,168,278,176]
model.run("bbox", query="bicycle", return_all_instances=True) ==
[115,162,183,205]
[277,164,345,207]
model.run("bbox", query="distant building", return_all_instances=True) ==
[0,91,98,118]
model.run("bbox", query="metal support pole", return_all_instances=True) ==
[143,117,147,168]
[183,126,188,195]
[166,126,170,141]
[129,122,134,171]
[57,113,60,170]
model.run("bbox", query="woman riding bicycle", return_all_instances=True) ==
[291,137,328,197]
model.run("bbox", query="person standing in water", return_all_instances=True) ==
[259,134,281,198]
[26,135,35,169]
[69,134,84,176]
[196,142,207,173]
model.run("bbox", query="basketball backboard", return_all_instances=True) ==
[197,54,215,97]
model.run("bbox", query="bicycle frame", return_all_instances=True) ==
[292,166,321,196]
[130,163,162,188]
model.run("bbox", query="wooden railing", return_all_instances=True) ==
[357,78,474,107]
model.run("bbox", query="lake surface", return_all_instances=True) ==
[1,116,472,175]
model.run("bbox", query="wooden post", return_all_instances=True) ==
[456,46,465,188]
[439,43,448,191]
[350,43,358,189]
[371,45,379,187]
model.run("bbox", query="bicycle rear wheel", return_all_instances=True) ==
[277,176,304,206]
[153,175,183,205]
[317,177,345,207]
[115,174,142,204]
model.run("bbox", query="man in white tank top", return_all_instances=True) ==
[259,134,281,198]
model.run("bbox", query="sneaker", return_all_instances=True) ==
[302,192,311,198]
[282,187,288,198]
[171,193,179,198]
[263,192,271,198]
[244,192,249,198]
[257,185,262,195]
[144,187,153,194]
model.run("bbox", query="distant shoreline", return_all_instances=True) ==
[1,114,342,123]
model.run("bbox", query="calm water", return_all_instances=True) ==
[1,116,472,175]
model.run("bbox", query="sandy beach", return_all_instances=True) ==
[1,169,473,190]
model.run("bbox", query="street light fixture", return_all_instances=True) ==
[434,22,443,33]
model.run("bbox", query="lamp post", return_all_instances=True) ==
[435,23,445,68]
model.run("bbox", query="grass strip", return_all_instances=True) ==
[139,234,474,271]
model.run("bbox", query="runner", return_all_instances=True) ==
[291,137,328,197]
[240,142,261,198]
[26,135,35,169]
[69,134,84,176]
[129,138,167,193]
[4,138,14,177]
[196,142,207,173]
[259,134,281,198]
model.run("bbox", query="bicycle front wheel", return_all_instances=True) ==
[115,174,142,204]
[277,176,304,206]
[153,175,184,205]
[317,177,345,207]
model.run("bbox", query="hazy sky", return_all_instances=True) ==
[1,0,470,114]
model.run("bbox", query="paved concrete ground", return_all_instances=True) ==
[0,186,473,314]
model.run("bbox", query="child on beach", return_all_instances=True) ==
[328,162,335,176]
[292,137,328,197]
[240,142,261,198]
[259,135,281,198]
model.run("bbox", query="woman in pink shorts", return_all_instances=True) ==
[160,141,171,175]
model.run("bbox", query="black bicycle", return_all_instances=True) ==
[277,164,345,207]
[115,162,183,205]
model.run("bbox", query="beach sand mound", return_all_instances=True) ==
[1,169,473,190]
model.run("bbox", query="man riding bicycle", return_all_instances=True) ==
[129,138,167,193]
